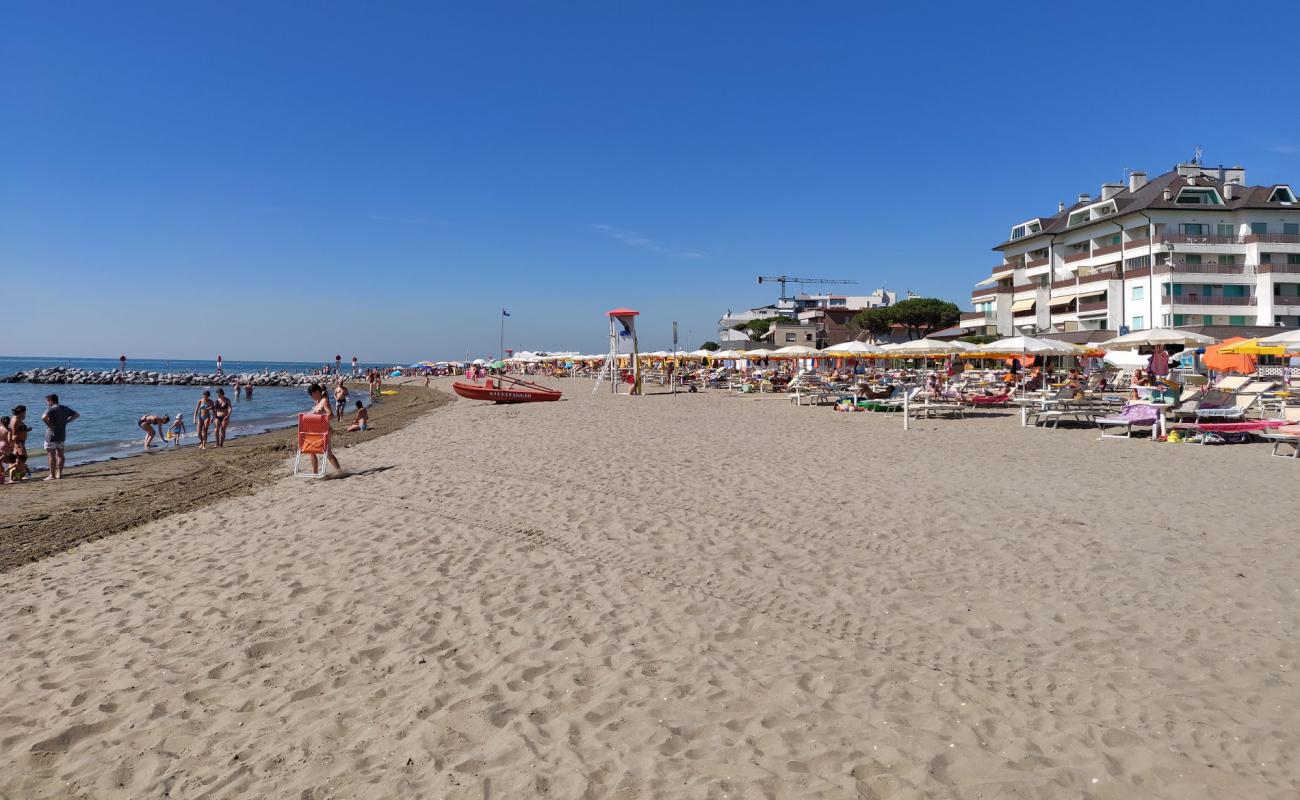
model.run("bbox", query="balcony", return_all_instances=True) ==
[1163,295,1257,306]
[1012,282,1038,293]
[1091,242,1125,258]
[1025,257,1049,268]
[1077,298,1109,313]
[1162,233,1246,246]
[1244,233,1300,244]
[970,287,1001,301]
[1126,236,1152,250]
[1075,268,1119,285]
[961,311,997,325]
[1274,296,1300,306]
[1259,263,1300,274]
[1152,261,1254,276]
[1064,250,1092,263]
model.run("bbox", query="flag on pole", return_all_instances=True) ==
[502,309,510,317]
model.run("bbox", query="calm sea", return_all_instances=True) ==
[0,356,385,468]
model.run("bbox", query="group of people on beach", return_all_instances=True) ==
[2,394,79,483]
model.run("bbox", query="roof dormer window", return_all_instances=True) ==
[1268,186,1297,203]
[1174,187,1223,205]
[1009,219,1043,240]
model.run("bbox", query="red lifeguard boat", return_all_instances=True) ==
[452,376,563,404]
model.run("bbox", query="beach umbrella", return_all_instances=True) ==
[743,348,773,358]
[489,360,505,369]
[881,338,970,356]
[971,335,1085,357]
[770,345,821,357]
[686,349,713,358]
[710,349,743,359]
[1257,329,1300,347]
[1217,338,1285,357]
[823,340,886,357]
[1102,349,1148,369]
[1099,329,1218,348]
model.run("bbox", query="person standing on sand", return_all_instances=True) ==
[138,414,170,449]
[41,393,79,481]
[168,412,186,446]
[193,390,214,449]
[306,383,344,476]
[334,381,348,421]
[8,406,30,460]
[213,388,233,447]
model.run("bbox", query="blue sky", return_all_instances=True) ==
[4,1,1300,361]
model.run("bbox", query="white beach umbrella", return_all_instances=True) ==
[976,335,1086,356]
[823,340,886,356]
[710,350,743,359]
[686,349,713,357]
[1257,329,1300,346]
[1099,329,1218,349]
[770,345,822,357]
[743,348,773,358]
[1103,349,1148,368]
[882,338,969,356]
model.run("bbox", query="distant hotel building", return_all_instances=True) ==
[718,288,899,348]
[964,162,1300,337]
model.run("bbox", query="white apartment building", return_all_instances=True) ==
[964,162,1300,336]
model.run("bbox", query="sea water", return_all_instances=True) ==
[0,357,380,467]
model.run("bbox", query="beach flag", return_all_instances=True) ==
[502,309,510,317]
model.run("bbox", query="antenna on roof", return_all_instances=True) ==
[1192,145,1203,166]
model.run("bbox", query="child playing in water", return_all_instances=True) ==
[346,400,369,432]
[168,412,186,446]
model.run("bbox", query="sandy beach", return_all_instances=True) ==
[1,377,1297,798]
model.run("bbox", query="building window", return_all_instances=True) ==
[1262,252,1273,264]
[1132,286,1144,300]
[1131,316,1145,329]
[1290,254,1300,265]
[1285,222,1300,235]
[784,332,795,342]
[1011,225,1027,240]
[804,333,813,342]
[1125,255,1151,270]
[1175,188,1223,205]
[1184,254,1202,265]
[1268,186,1298,203]
[1110,234,1121,246]
[1173,314,1186,326]
[1229,315,1247,325]
[1221,254,1237,265]
[1216,223,1235,237]
[1181,223,1205,235]
[1251,222,1268,234]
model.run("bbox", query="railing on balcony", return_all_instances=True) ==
[1244,233,1300,244]
[1273,296,1300,306]
[1075,268,1119,284]
[1091,242,1124,257]
[1258,263,1300,274]
[960,311,997,324]
[1063,250,1091,263]
[1024,257,1048,268]
[970,288,1001,301]
[1012,283,1038,293]
[1126,237,1152,250]
[1162,295,1257,306]
[1162,233,1246,246]
[1152,261,1254,276]
[1077,299,1109,313]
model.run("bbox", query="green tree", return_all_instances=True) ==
[732,316,788,341]
[699,341,720,351]
[849,307,894,339]
[887,298,961,340]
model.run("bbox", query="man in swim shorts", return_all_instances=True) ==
[41,393,79,480]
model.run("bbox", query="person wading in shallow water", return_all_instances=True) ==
[138,413,170,449]
[193,390,214,449]
[212,388,233,447]
[41,393,79,481]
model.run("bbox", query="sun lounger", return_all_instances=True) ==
[294,412,332,478]
[1195,381,1274,421]
[1258,408,1300,458]
[1096,403,1163,439]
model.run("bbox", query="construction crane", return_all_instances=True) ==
[757,275,857,300]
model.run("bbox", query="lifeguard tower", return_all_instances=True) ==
[597,308,641,395]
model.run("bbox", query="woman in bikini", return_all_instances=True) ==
[138,413,170,449]
[193,391,214,449]
[213,388,232,447]
[9,406,30,459]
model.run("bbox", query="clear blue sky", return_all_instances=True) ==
[5,1,1300,361]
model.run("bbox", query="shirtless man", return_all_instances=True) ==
[334,381,348,421]
[306,383,343,475]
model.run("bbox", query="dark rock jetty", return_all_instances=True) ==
[0,367,322,387]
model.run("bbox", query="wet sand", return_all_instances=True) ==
[0,381,448,573]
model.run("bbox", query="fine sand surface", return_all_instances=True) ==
[0,382,447,573]
[1,376,1297,798]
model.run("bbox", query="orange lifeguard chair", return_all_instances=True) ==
[294,412,332,477]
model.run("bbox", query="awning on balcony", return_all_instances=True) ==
[1010,298,1036,313]
[1076,289,1107,299]
[1049,297,1074,308]
[975,268,1014,287]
